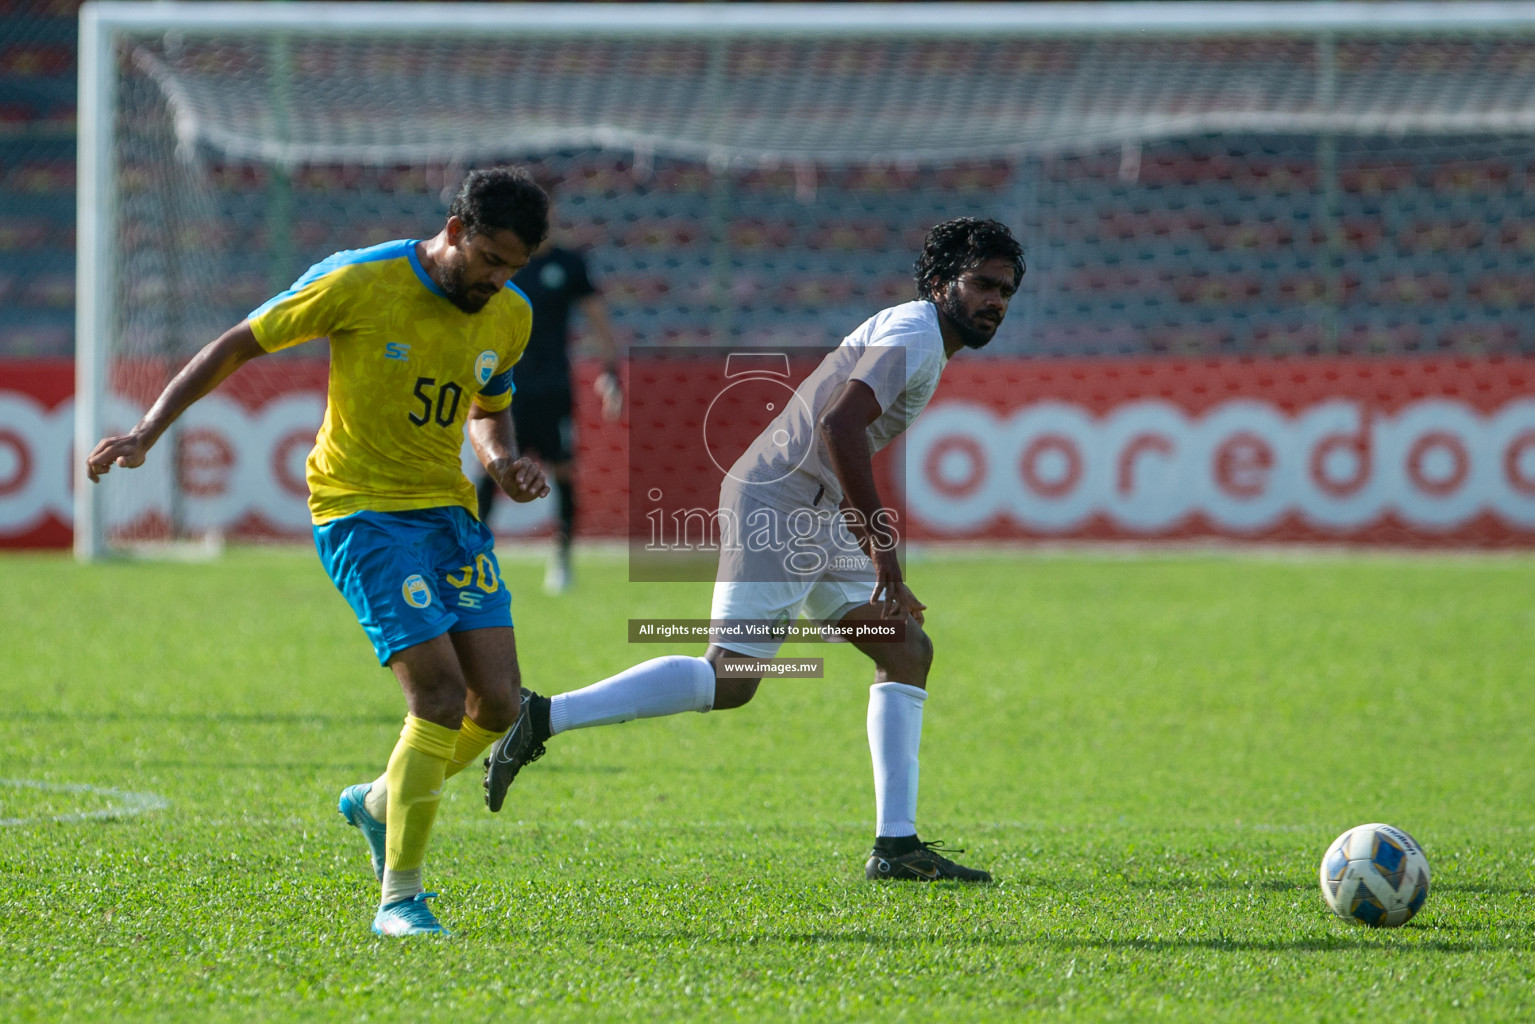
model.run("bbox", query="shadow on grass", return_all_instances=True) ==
[110,759,625,775]
[1116,878,1305,892]
[1429,881,1535,897]
[1070,878,1535,898]
[116,759,375,771]
[11,710,394,726]
[570,928,1523,955]
[1035,934,1517,954]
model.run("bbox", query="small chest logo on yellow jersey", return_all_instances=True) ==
[475,351,497,386]
[401,574,433,608]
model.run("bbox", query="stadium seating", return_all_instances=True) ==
[0,0,76,358]
[2,6,1533,361]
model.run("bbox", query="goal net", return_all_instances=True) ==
[76,2,1535,557]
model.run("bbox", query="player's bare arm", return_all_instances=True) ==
[818,379,924,623]
[467,402,550,502]
[86,320,267,482]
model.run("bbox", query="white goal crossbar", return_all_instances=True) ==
[74,2,1535,558]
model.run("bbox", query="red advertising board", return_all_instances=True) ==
[3,356,1534,548]
[896,357,1535,546]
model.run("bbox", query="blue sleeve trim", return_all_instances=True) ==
[249,239,420,319]
[481,367,515,398]
[406,243,449,298]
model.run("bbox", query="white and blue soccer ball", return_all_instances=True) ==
[1319,823,1431,927]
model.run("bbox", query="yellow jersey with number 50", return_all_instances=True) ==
[248,239,531,524]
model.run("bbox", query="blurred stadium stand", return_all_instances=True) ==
[0,0,78,358]
[5,2,1535,360]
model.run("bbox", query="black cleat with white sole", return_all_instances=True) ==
[483,690,550,812]
[865,840,992,883]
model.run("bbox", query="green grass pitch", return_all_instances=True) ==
[3,545,1534,1022]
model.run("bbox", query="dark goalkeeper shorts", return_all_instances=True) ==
[511,387,574,465]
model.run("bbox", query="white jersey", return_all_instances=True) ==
[728,299,949,511]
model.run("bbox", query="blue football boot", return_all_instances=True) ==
[372,892,449,937]
[337,782,387,881]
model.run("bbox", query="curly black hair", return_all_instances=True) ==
[913,217,1025,300]
[448,166,550,251]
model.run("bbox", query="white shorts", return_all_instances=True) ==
[707,480,877,658]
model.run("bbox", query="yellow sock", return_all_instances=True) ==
[444,717,507,781]
[381,716,457,904]
[365,716,509,820]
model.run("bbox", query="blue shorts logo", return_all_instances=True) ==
[401,574,433,608]
[476,351,498,386]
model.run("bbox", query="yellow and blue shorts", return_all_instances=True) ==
[313,506,513,665]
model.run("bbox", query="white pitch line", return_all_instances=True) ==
[0,778,170,827]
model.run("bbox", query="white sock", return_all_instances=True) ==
[868,681,927,838]
[363,777,388,821]
[549,656,716,735]
[380,867,422,908]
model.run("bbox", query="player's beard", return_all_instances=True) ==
[936,289,999,349]
[439,254,497,314]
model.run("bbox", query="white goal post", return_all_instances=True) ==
[74,1,1535,559]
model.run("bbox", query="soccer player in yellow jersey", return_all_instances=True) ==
[85,167,552,937]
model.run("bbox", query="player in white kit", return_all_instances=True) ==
[486,218,1024,881]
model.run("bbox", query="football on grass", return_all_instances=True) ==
[1319,823,1431,927]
